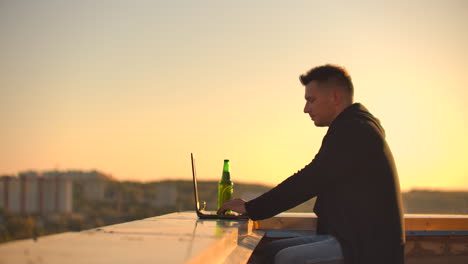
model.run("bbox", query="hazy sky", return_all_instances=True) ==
[1,0,467,191]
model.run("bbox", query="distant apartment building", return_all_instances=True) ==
[43,170,109,201]
[21,173,39,213]
[0,172,73,215]
[2,177,21,213]
[0,179,2,210]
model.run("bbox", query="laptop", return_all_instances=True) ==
[191,153,249,220]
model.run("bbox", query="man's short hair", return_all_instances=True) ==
[300,64,354,96]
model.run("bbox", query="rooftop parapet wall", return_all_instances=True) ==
[0,212,263,264]
[0,212,467,263]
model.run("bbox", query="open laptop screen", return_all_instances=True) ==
[191,153,248,220]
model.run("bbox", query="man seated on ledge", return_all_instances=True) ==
[218,64,405,264]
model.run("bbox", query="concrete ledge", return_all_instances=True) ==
[2,212,466,263]
[0,212,264,264]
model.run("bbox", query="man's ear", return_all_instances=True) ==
[332,90,342,105]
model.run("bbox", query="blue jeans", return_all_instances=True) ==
[252,235,344,264]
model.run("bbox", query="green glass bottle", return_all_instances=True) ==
[217,159,233,211]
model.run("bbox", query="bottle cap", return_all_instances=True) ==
[224,159,229,162]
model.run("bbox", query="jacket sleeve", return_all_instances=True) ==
[245,122,370,221]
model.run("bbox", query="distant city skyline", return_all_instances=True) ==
[0,174,73,214]
[1,1,467,191]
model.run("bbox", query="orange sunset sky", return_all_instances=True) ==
[1,1,467,191]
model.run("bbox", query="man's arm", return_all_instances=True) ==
[217,160,322,218]
[222,121,369,220]
[244,161,322,220]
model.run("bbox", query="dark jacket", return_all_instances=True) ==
[245,103,405,264]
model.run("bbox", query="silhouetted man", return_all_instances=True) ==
[218,64,405,264]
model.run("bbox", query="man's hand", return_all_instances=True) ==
[217,198,248,215]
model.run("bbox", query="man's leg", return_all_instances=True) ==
[251,235,342,264]
[275,236,344,264]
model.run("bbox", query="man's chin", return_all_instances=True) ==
[313,120,326,127]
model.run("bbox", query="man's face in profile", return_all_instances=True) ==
[303,81,337,127]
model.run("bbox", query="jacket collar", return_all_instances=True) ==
[329,103,384,135]
[330,103,366,127]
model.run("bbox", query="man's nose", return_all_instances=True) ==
[304,102,310,113]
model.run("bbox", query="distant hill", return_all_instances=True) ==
[403,190,468,214]
[183,181,468,214]
[3,168,467,215]
[185,181,468,214]
[144,180,316,213]
[139,181,468,215]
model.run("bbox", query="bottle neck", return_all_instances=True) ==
[221,160,231,182]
